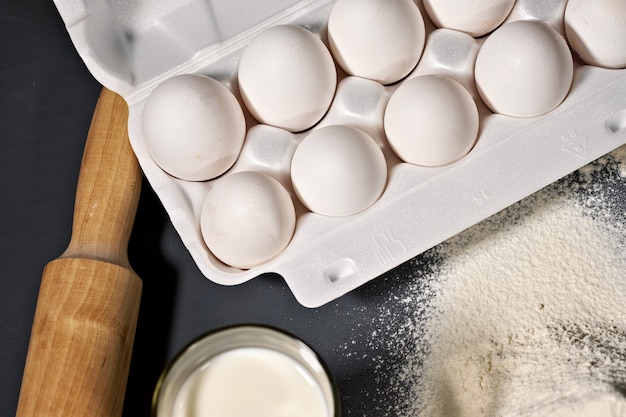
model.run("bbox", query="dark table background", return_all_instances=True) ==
[1,3,422,416]
[4,3,625,417]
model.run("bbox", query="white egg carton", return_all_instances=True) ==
[55,0,626,307]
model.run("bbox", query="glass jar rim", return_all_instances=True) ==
[152,323,341,417]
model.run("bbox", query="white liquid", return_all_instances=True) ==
[171,347,332,417]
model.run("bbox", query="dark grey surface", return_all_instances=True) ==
[0,3,419,416]
[4,3,625,417]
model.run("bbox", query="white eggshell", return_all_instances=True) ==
[142,74,246,181]
[327,0,426,85]
[291,125,387,217]
[200,171,296,269]
[423,0,515,37]
[237,25,337,132]
[384,75,479,167]
[475,20,573,118]
[565,0,626,69]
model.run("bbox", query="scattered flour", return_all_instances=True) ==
[544,392,626,417]
[343,145,626,417]
[415,191,626,417]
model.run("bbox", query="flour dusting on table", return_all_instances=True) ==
[343,145,626,416]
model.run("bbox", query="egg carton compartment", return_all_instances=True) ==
[54,0,626,307]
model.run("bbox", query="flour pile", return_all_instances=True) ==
[347,145,626,416]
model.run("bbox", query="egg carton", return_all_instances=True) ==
[54,0,626,307]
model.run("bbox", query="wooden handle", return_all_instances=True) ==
[17,88,143,417]
[63,86,142,268]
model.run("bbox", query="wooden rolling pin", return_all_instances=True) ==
[16,87,143,417]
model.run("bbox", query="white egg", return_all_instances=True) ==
[423,0,516,37]
[474,20,573,118]
[237,25,337,132]
[290,125,387,217]
[142,74,246,181]
[200,171,296,269]
[384,75,479,167]
[565,0,626,69]
[327,0,426,85]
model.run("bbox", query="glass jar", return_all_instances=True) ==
[152,324,340,417]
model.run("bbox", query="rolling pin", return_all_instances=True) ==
[16,87,143,417]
